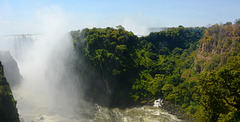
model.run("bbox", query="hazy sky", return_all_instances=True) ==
[1,0,240,35]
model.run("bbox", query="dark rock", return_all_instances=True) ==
[0,60,20,122]
[0,51,22,88]
[160,100,194,121]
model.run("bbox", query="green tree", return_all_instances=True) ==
[196,56,240,121]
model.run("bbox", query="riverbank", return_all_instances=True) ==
[161,100,194,121]
[139,99,194,121]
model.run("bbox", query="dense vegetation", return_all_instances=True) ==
[72,26,139,105]
[71,20,240,121]
[0,61,19,122]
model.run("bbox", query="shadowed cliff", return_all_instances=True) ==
[0,51,22,88]
[0,60,19,122]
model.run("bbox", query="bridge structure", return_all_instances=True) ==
[0,34,38,61]
[0,34,40,37]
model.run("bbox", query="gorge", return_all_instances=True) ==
[0,33,182,121]
[0,20,240,121]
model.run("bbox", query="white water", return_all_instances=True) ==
[153,98,164,108]
[0,34,185,122]
[0,34,79,121]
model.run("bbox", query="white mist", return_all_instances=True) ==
[14,34,81,122]
[9,7,82,121]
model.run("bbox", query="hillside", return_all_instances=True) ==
[192,21,240,121]
[71,20,240,121]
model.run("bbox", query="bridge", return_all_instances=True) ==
[0,34,40,37]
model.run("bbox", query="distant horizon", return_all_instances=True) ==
[0,26,186,36]
[1,0,240,35]
[1,19,239,35]
[0,21,237,36]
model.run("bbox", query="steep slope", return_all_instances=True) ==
[71,20,240,121]
[72,26,139,106]
[0,61,19,122]
[0,51,22,87]
[195,23,240,73]
[191,22,240,121]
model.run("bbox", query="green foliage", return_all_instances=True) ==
[200,22,240,55]
[0,61,19,122]
[71,22,240,121]
[195,55,240,121]
[172,47,183,55]
[234,18,240,25]
[72,26,138,105]
[141,27,205,52]
[130,26,205,108]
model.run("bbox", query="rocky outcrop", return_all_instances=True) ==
[161,100,193,120]
[0,51,22,88]
[0,61,20,122]
[200,23,240,55]
[195,23,240,73]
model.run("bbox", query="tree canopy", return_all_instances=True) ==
[71,21,240,121]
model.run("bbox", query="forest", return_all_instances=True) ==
[71,20,240,121]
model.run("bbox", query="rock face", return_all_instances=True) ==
[0,51,22,87]
[0,61,20,122]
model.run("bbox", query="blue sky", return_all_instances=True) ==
[1,0,240,35]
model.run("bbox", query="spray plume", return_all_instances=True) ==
[4,6,84,121]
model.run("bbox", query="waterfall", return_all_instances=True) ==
[0,35,36,62]
[1,33,83,121]
[0,34,184,122]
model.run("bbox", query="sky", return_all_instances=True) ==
[0,0,240,35]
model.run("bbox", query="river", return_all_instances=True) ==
[14,96,183,122]
[1,34,185,122]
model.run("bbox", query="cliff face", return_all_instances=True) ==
[200,23,240,55]
[0,51,22,87]
[195,23,240,72]
[0,61,20,122]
